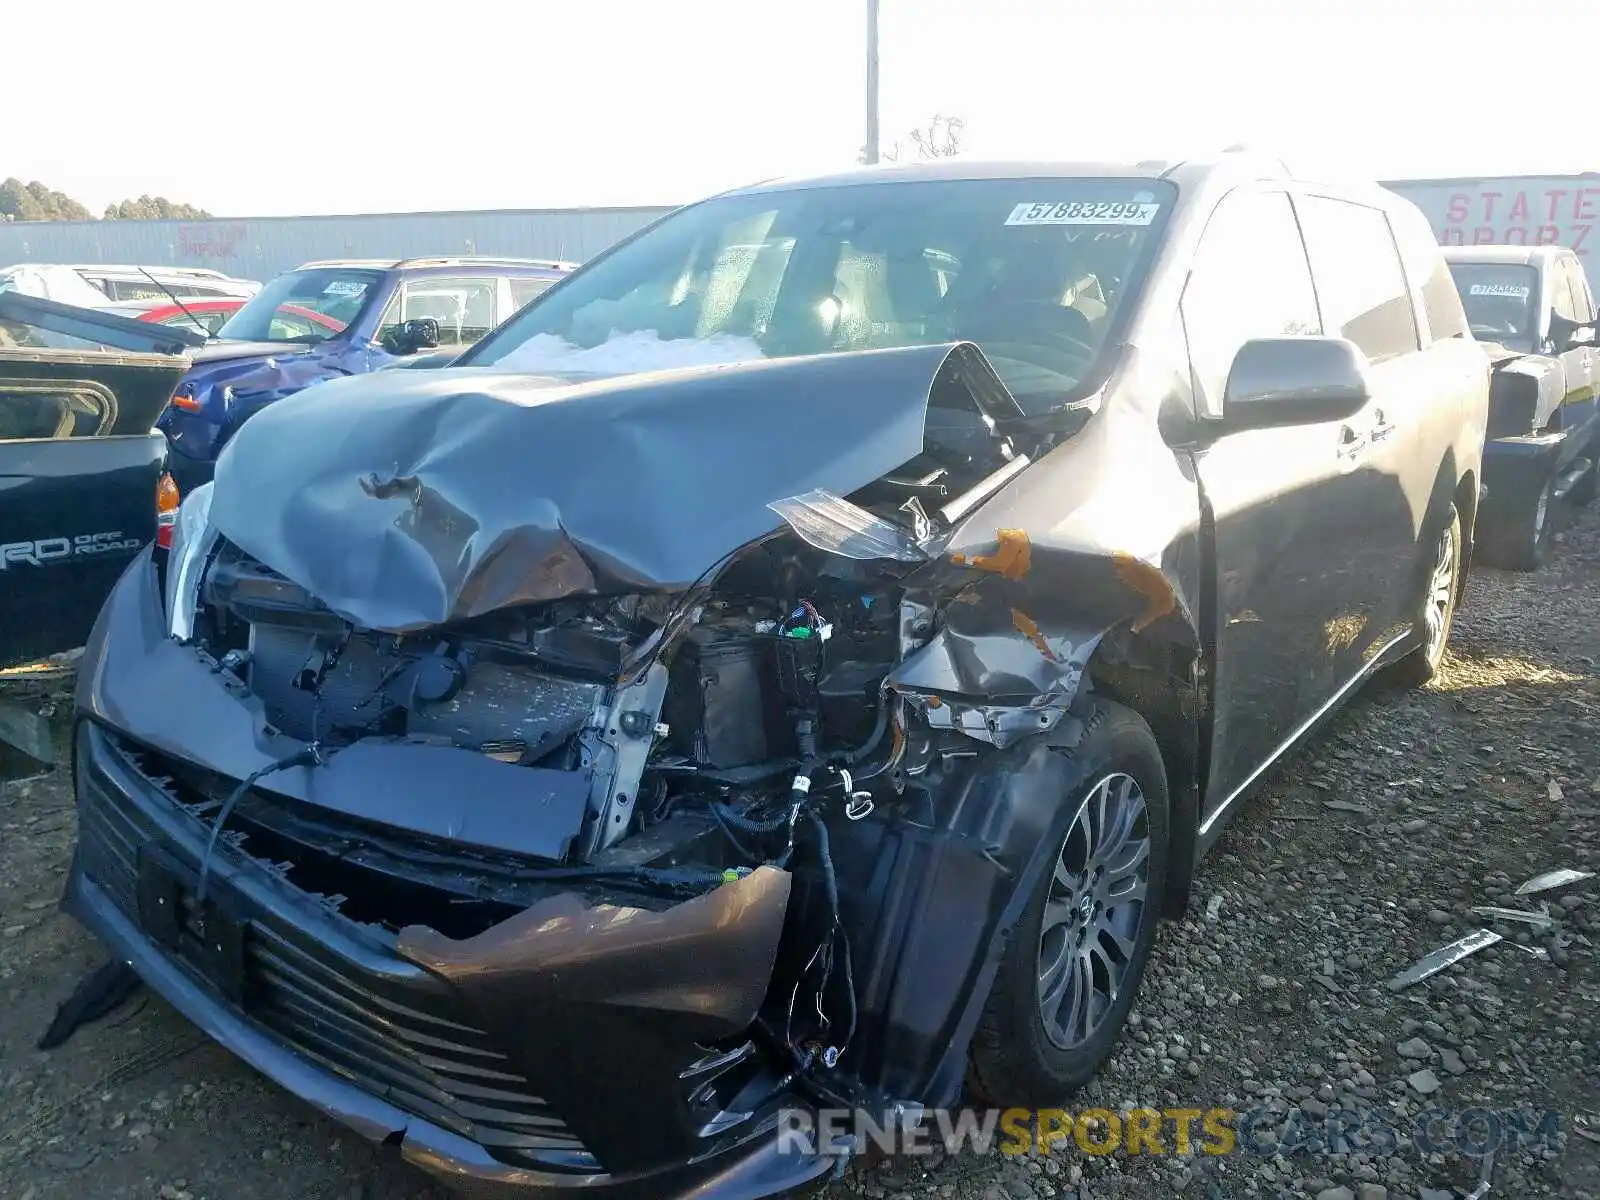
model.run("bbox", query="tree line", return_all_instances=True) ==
[1,178,211,223]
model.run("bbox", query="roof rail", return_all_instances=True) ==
[296,258,401,269]
[394,255,579,271]
[66,263,237,279]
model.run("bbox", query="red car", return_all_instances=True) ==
[135,298,345,339]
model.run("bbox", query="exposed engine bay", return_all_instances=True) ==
[190,529,914,880]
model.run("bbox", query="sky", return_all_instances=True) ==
[8,0,1594,218]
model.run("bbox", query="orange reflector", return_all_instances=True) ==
[169,390,202,412]
[156,472,181,550]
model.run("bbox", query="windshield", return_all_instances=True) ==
[1447,263,1539,345]
[463,178,1175,412]
[215,268,382,343]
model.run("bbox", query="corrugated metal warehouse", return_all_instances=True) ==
[0,205,679,283]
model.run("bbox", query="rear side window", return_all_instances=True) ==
[1296,195,1420,362]
[509,277,555,309]
[1552,257,1586,323]
[377,276,499,348]
[1564,258,1596,322]
[1180,188,1322,419]
[1387,200,1469,342]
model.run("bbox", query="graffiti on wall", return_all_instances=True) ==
[177,223,248,260]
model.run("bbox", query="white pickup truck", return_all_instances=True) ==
[1384,174,1600,294]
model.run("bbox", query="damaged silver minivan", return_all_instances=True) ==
[62,151,1487,1198]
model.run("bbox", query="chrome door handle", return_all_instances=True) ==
[1370,420,1397,442]
[1337,426,1368,460]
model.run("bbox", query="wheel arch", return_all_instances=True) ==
[1453,465,1478,598]
[1080,622,1202,918]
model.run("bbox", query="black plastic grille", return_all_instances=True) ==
[77,735,596,1170]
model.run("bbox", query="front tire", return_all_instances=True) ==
[1388,505,1462,689]
[967,700,1170,1105]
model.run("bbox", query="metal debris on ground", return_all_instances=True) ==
[1387,928,1503,991]
[1204,894,1223,921]
[1470,905,1556,930]
[1323,799,1371,814]
[1466,1146,1495,1200]
[1514,867,1595,896]
[1505,942,1550,961]
[1547,780,1564,802]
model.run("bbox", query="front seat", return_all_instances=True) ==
[951,252,1095,350]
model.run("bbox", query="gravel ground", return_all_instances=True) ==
[1,504,1596,1200]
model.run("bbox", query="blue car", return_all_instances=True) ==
[159,256,575,490]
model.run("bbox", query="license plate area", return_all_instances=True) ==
[136,841,249,1005]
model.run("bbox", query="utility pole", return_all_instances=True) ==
[863,0,880,164]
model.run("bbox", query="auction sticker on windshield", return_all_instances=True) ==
[1005,201,1160,226]
[1468,283,1531,298]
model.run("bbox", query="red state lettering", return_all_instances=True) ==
[1503,227,1528,244]
[1535,225,1560,245]
[1481,191,1502,220]
[1446,193,1471,223]
[1472,227,1496,244]
[1545,191,1569,220]
[1575,189,1600,221]
[1508,192,1529,222]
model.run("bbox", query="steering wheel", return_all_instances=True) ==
[957,300,1096,353]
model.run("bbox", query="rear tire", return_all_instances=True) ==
[1388,505,1462,689]
[1475,477,1551,572]
[1570,458,1597,507]
[966,700,1170,1105]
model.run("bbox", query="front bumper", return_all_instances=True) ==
[66,722,832,1200]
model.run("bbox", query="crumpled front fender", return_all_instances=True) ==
[888,529,1197,748]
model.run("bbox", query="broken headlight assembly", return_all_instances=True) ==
[164,479,218,641]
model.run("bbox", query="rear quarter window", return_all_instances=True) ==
[1387,200,1470,342]
[1296,194,1421,361]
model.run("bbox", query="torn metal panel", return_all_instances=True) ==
[1514,867,1594,896]
[884,525,1197,747]
[209,342,1020,633]
[1387,928,1503,991]
[0,698,54,763]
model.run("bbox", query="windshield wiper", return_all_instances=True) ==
[139,268,210,338]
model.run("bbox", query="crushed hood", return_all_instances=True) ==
[211,342,1017,632]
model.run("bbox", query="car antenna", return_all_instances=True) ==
[138,267,211,338]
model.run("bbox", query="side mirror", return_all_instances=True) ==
[389,317,440,355]
[1218,336,1371,433]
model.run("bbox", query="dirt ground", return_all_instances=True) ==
[1,503,1597,1200]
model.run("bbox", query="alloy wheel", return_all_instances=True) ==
[1423,523,1456,662]
[1036,772,1152,1051]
